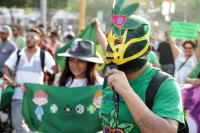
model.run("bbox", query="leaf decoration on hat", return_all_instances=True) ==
[110,0,141,37]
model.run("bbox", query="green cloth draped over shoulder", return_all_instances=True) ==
[22,83,103,133]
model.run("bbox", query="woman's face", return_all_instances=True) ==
[69,57,88,79]
[183,43,194,57]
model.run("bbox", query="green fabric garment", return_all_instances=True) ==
[96,44,105,71]
[55,24,96,70]
[101,64,185,133]
[148,50,160,66]
[188,61,200,78]
[12,36,26,49]
[0,84,14,111]
[22,83,102,133]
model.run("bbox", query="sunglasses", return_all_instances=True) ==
[104,126,124,133]
[184,47,193,50]
[110,14,126,27]
[49,35,55,38]
[26,35,39,39]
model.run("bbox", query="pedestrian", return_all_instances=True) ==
[12,26,26,49]
[48,31,62,55]
[38,28,56,85]
[169,30,200,84]
[101,1,185,133]
[0,25,17,77]
[63,34,74,44]
[57,38,104,87]
[62,25,75,40]
[185,31,200,86]
[2,28,58,133]
[157,30,175,76]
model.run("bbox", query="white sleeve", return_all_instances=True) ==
[95,77,104,85]
[175,52,183,62]
[4,50,18,70]
[44,51,56,70]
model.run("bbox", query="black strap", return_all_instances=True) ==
[103,76,108,90]
[16,50,21,66]
[16,50,45,72]
[146,71,189,133]
[177,57,190,71]
[145,71,169,109]
[197,72,200,79]
[40,50,45,72]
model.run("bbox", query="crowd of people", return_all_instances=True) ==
[0,1,200,133]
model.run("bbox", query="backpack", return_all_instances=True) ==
[103,71,189,133]
[16,49,45,72]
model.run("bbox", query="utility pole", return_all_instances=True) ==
[78,0,86,33]
[40,0,47,30]
[196,0,199,23]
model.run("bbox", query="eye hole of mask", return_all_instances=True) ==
[114,38,122,46]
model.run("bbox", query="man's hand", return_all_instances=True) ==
[106,69,132,96]
[90,18,100,28]
[10,79,19,87]
[21,83,27,93]
[0,75,10,90]
[191,78,200,86]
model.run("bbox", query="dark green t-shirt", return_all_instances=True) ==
[101,64,185,133]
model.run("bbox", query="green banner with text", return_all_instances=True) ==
[170,21,200,40]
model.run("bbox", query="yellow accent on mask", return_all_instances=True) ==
[106,29,150,65]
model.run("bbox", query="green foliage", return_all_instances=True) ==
[0,0,68,10]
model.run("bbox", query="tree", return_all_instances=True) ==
[0,0,69,25]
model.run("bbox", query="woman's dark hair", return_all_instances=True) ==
[65,34,74,40]
[58,57,99,86]
[182,40,195,48]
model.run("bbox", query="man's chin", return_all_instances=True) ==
[27,45,35,49]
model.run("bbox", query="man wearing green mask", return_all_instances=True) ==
[100,1,185,133]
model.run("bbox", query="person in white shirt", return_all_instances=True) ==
[62,25,75,40]
[21,19,107,133]
[2,28,58,133]
[57,38,104,87]
[169,30,200,84]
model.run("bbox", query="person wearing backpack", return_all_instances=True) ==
[2,28,58,133]
[100,1,185,133]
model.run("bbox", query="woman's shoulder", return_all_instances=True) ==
[96,76,104,85]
